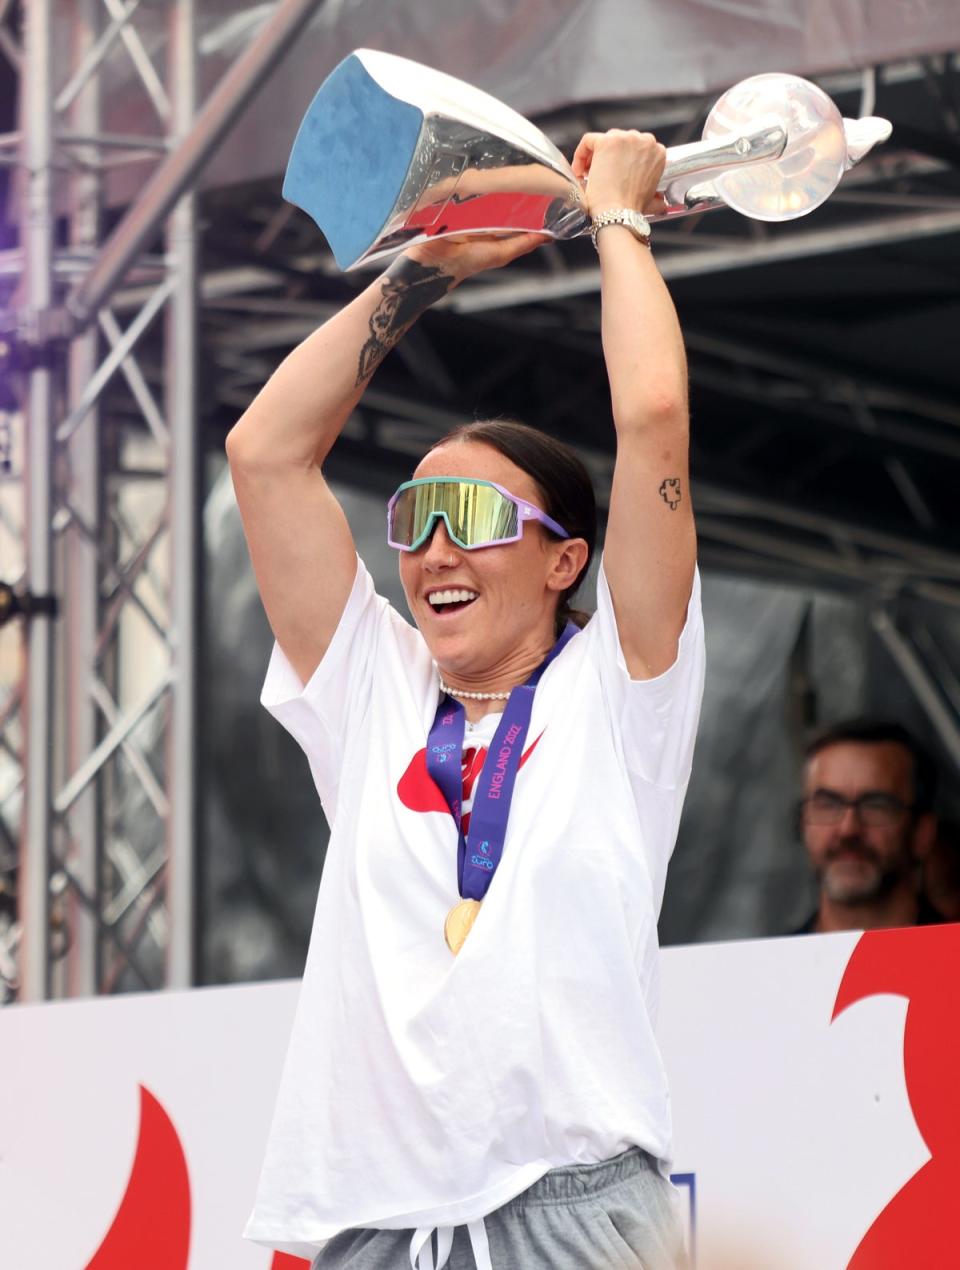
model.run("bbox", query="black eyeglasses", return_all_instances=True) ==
[800,791,914,827]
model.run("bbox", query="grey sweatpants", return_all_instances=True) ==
[312,1147,689,1269]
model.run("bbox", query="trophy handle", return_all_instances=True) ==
[657,122,788,214]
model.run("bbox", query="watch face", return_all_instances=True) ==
[615,211,649,236]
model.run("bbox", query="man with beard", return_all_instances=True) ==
[792,720,947,934]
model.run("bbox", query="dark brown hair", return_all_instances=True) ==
[805,718,938,815]
[428,419,597,630]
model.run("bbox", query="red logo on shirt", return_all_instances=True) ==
[398,733,543,833]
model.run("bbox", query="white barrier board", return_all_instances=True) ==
[2,925,956,1269]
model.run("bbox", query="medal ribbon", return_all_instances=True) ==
[426,623,577,901]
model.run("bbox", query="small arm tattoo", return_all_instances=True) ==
[356,257,455,385]
[659,478,682,510]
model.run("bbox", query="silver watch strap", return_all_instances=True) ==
[590,208,652,251]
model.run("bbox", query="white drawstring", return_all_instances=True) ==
[410,1220,492,1270]
[466,1219,491,1267]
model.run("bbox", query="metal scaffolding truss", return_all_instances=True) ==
[1,0,322,1003]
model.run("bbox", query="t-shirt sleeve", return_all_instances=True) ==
[589,556,705,792]
[259,556,387,823]
[583,559,705,905]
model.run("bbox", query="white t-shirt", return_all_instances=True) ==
[245,555,705,1259]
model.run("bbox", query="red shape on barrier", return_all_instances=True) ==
[270,1254,312,1269]
[84,1084,191,1270]
[832,925,960,1268]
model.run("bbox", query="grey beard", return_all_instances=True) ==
[821,858,887,904]
[819,846,909,905]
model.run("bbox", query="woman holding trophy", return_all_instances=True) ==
[228,126,703,1270]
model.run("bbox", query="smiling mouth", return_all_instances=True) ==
[427,588,479,615]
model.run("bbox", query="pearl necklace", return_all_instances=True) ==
[438,679,512,702]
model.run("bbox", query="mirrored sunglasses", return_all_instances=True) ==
[387,477,569,552]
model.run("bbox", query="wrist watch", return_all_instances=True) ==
[590,208,652,251]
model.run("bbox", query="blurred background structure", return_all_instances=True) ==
[2,1,960,1002]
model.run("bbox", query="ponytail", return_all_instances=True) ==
[558,604,593,632]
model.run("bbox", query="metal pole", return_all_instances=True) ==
[449,208,960,312]
[166,0,198,988]
[871,608,960,771]
[19,0,55,1001]
[62,0,103,998]
[69,0,323,329]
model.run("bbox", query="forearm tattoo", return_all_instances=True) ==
[659,478,682,510]
[356,257,455,385]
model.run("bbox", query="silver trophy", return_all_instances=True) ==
[283,49,892,271]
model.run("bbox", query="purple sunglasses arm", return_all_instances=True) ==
[517,502,570,540]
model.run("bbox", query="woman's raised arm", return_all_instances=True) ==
[572,131,697,680]
[226,235,543,684]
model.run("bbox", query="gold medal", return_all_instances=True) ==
[444,898,482,955]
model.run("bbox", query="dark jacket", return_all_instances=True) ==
[790,895,951,935]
